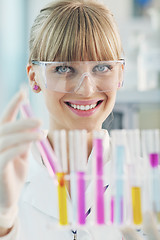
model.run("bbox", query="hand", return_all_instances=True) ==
[0,91,42,229]
[121,212,160,240]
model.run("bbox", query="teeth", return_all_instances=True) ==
[80,105,85,110]
[70,103,97,110]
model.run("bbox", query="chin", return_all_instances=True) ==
[70,120,103,133]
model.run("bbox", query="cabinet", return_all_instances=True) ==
[103,90,160,131]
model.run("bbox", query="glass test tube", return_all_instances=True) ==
[93,131,105,225]
[126,130,143,225]
[115,145,125,224]
[53,130,68,225]
[75,130,87,225]
[131,186,142,225]
[142,129,160,222]
[110,196,115,224]
[110,130,126,225]
[149,153,160,222]
[21,99,60,177]
[69,131,77,225]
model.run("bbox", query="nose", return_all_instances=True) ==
[74,73,96,96]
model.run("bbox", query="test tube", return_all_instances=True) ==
[110,130,126,225]
[53,130,68,225]
[21,99,60,177]
[141,129,160,222]
[110,196,115,224]
[69,130,77,225]
[75,130,87,225]
[126,130,143,225]
[115,145,125,224]
[93,131,105,225]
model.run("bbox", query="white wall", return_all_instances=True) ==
[102,0,133,22]
[28,0,53,30]
[27,0,133,29]
[0,0,27,111]
[27,0,53,129]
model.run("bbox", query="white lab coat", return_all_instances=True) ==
[1,130,123,240]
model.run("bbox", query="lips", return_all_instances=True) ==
[64,100,103,117]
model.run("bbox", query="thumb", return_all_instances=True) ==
[0,90,26,124]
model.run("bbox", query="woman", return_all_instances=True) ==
[0,0,159,239]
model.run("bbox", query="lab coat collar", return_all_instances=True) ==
[22,129,111,222]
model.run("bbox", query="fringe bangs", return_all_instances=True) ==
[29,0,122,62]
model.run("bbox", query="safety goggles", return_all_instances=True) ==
[32,60,125,93]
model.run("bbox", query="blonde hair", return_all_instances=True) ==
[29,0,123,62]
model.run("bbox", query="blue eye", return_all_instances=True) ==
[55,66,74,74]
[93,64,112,72]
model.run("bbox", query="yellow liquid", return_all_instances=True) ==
[131,187,143,225]
[57,173,68,225]
[157,212,160,223]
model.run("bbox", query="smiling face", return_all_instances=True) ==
[28,0,123,132]
[43,88,117,132]
[29,62,120,132]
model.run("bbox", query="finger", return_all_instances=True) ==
[0,90,26,124]
[19,144,31,160]
[0,118,42,136]
[0,131,42,153]
[120,227,142,240]
[0,143,33,169]
[143,212,160,240]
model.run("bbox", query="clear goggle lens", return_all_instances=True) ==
[32,60,125,93]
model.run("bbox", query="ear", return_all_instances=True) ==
[26,64,41,93]
[117,64,124,90]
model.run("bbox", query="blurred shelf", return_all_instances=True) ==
[116,89,160,104]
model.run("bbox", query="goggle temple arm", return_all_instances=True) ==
[31,60,48,88]
[42,63,47,88]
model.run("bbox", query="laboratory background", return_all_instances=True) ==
[0,0,160,131]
